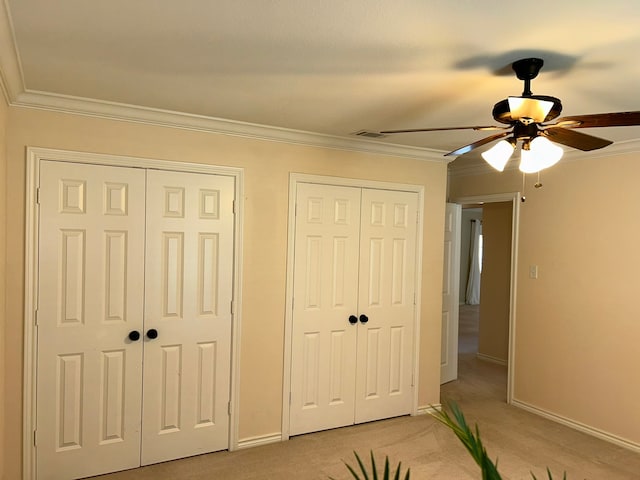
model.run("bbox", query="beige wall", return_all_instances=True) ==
[2,106,447,478]
[0,93,7,480]
[449,154,640,446]
[477,202,511,363]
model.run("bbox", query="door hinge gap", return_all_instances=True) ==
[230,300,234,315]
[36,187,40,205]
[232,200,236,214]
[33,429,37,446]
[228,401,232,416]
[34,309,39,326]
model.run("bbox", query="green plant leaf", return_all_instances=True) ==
[531,466,567,480]
[355,451,369,480]
[370,451,378,480]
[431,402,502,480]
[336,451,410,480]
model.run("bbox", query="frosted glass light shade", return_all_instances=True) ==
[481,140,515,171]
[519,136,563,173]
[508,96,554,123]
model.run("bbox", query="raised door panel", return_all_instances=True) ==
[289,183,361,435]
[355,189,418,424]
[37,161,145,479]
[141,170,234,465]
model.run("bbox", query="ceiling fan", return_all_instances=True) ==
[380,58,640,173]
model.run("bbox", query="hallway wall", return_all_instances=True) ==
[477,201,512,364]
[449,152,640,448]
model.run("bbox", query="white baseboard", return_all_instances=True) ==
[476,353,507,366]
[237,432,283,450]
[511,399,640,453]
[416,404,441,415]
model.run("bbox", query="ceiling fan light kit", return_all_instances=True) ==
[379,57,640,176]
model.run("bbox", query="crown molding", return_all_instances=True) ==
[12,89,446,162]
[448,138,640,178]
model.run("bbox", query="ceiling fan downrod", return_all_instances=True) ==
[512,57,544,97]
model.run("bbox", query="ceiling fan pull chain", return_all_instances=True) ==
[521,172,527,203]
[535,171,543,189]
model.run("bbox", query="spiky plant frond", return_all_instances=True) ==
[431,402,502,480]
[332,403,567,480]
[330,451,410,480]
[531,467,567,480]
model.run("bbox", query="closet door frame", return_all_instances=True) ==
[281,173,424,440]
[23,147,244,480]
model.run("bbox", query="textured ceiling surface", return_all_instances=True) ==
[4,0,640,166]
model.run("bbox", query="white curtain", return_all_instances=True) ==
[466,219,482,305]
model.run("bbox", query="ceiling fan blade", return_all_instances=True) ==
[551,111,640,129]
[445,131,511,157]
[544,127,612,151]
[380,125,505,134]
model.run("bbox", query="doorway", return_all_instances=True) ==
[450,193,520,403]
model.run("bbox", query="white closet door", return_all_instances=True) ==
[355,189,418,423]
[36,161,146,479]
[289,183,361,435]
[141,170,234,465]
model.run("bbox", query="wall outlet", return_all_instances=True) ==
[529,265,538,279]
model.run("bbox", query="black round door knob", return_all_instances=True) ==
[146,328,159,339]
[348,315,358,324]
[359,314,369,324]
[128,330,141,341]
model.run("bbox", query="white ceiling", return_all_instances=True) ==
[2,0,640,169]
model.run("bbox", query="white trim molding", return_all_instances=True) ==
[236,433,283,450]
[416,404,442,415]
[512,399,640,453]
[14,90,447,162]
[23,147,245,479]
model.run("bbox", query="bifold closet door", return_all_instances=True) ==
[36,161,146,480]
[141,170,234,465]
[36,163,235,478]
[290,183,419,436]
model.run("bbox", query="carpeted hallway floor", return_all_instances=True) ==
[94,305,640,479]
